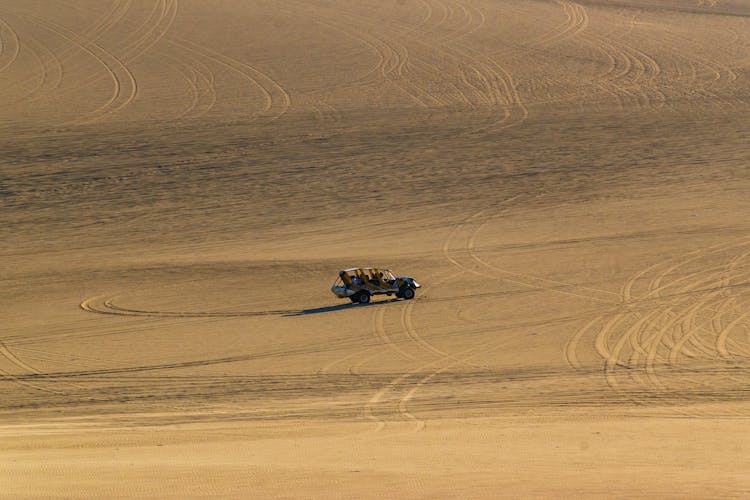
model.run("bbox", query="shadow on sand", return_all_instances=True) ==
[285,298,401,316]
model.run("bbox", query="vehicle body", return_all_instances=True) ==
[331,267,421,304]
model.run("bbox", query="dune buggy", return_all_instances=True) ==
[331,267,420,304]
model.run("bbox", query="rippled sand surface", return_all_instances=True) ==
[3,0,750,497]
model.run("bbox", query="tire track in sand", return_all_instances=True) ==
[165,0,290,120]
[286,0,440,109]
[3,0,131,109]
[635,260,750,415]
[0,340,67,395]
[364,196,522,430]
[668,249,750,362]
[62,0,178,124]
[396,335,522,430]
[374,306,417,362]
[532,0,590,49]
[630,242,750,369]
[63,0,222,122]
[0,25,60,106]
[363,207,496,430]
[0,13,21,73]
[164,51,218,120]
[568,238,750,372]
[169,37,291,120]
[12,1,190,125]
[120,0,178,64]
[566,237,750,415]
[428,0,528,130]
[467,212,620,304]
[8,9,138,126]
[399,296,489,371]
[14,27,65,105]
[80,294,297,318]
[574,4,664,111]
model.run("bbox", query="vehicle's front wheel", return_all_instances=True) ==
[401,287,415,300]
[356,291,371,304]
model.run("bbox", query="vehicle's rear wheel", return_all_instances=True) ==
[357,291,371,304]
[401,287,415,300]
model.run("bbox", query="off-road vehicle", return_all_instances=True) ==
[331,267,420,304]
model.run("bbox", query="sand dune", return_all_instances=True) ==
[2,0,750,497]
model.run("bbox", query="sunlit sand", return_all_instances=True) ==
[3,0,750,497]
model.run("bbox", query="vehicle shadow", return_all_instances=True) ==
[284,298,401,316]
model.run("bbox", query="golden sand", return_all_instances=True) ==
[2,0,750,497]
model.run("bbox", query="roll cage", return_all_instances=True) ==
[334,268,397,291]
[331,267,419,303]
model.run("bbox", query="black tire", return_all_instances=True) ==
[349,297,358,303]
[357,291,371,304]
[401,287,415,300]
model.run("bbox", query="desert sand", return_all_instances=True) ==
[2,0,750,497]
